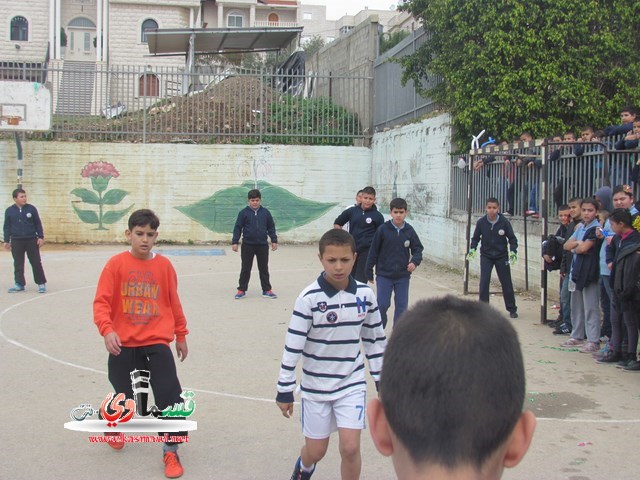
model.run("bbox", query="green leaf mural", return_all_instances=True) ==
[70,188,100,205]
[176,180,337,233]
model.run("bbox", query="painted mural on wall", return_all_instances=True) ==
[71,162,134,230]
[176,180,337,233]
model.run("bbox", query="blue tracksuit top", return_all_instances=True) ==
[3,203,44,242]
[365,220,423,281]
[470,214,517,259]
[232,206,277,246]
[334,204,385,253]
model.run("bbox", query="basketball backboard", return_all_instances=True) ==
[0,81,52,132]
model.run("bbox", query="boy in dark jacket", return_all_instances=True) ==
[366,198,424,328]
[231,189,278,299]
[3,188,47,293]
[333,186,385,283]
[467,198,518,318]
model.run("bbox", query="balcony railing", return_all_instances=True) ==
[253,21,299,28]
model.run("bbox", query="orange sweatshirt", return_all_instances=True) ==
[93,251,188,347]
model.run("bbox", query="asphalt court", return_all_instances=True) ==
[0,244,637,479]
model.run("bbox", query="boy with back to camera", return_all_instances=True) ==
[365,198,424,329]
[276,229,387,480]
[93,209,190,478]
[232,188,278,299]
[333,186,385,283]
[467,198,519,318]
[367,295,536,480]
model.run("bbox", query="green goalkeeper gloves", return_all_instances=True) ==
[466,249,477,261]
[509,251,517,265]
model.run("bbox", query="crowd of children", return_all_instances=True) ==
[543,185,640,372]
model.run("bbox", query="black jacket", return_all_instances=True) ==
[611,232,640,310]
[365,220,423,280]
[232,206,277,246]
[334,205,385,253]
[3,203,44,242]
[570,226,602,291]
[470,214,517,259]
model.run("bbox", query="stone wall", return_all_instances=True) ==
[0,141,370,244]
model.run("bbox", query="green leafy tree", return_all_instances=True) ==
[399,0,640,145]
[380,30,410,54]
[303,35,326,57]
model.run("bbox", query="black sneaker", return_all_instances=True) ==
[623,360,640,372]
[547,320,562,328]
[509,312,518,319]
[596,350,621,363]
[290,457,315,480]
[552,323,571,335]
[615,353,635,368]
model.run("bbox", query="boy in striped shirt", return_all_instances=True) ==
[276,229,387,480]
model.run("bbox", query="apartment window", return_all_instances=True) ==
[84,32,91,51]
[141,19,158,43]
[303,12,312,20]
[10,16,28,41]
[228,13,243,27]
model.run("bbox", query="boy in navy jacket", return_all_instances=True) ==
[366,198,423,328]
[231,189,278,299]
[468,198,518,318]
[333,186,385,283]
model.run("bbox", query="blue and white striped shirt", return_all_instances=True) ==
[276,274,387,402]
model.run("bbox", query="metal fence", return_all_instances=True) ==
[451,135,640,217]
[373,27,441,131]
[0,63,371,145]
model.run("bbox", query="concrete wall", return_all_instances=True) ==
[371,114,548,296]
[0,141,370,244]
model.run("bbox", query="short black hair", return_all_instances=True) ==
[612,184,634,199]
[128,209,160,230]
[248,189,261,200]
[568,196,582,204]
[12,188,25,198]
[318,229,355,256]
[609,208,633,227]
[380,296,525,469]
[485,197,499,206]
[581,197,599,211]
[620,105,637,116]
[390,198,408,211]
[362,186,376,196]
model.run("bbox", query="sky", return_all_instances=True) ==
[301,1,401,20]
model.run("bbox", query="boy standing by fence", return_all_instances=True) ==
[276,229,387,480]
[366,198,424,329]
[232,188,278,299]
[467,197,519,318]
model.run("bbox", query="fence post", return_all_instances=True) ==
[463,154,473,295]
[540,144,548,324]
[142,65,147,144]
[259,68,264,144]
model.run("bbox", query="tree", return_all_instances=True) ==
[302,35,326,57]
[380,30,410,54]
[399,0,640,146]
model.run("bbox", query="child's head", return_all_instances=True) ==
[609,208,633,235]
[389,198,408,227]
[580,126,594,142]
[485,198,499,218]
[580,198,599,224]
[612,184,634,210]
[563,130,576,142]
[558,204,571,225]
[568,197,582,220]
[126,209,160,259]
[318,229,356,290]
[12,188,27,205]
[356,189,364,204]
[633,119,640,135]
[620,105,637,124]
[248,189,262,209]
[361,186,377,210]
[368,296,535,478]
[519,131,533,142]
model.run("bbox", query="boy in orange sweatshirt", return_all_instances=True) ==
[93,209,189,478]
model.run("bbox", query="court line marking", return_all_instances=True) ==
[3,267,637,423]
